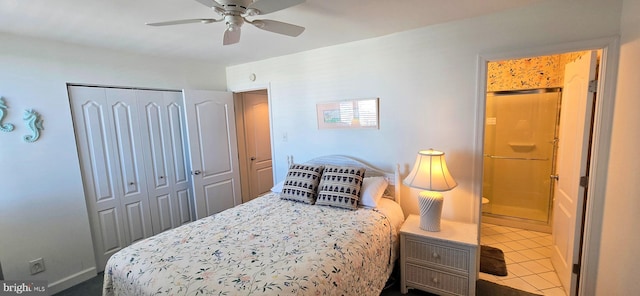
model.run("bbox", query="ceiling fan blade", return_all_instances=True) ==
[248,0,305,15]
[194,0,222,9]
[146,19,219,26]
[223,27,241,45]
[249,19,305,37]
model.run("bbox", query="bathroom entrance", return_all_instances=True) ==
[481,50,599,233]
[482,88,561,232]
[479,50,600,295]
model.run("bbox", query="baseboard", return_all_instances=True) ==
[47,267,97,295]
[482,215,551,233]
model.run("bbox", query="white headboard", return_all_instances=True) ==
[290,155,402,204]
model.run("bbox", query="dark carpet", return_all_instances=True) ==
[53,273,103,296]
[55,271,541,296]
[476,279,542,296]
[480,245,508,276]
[380,275,541,296]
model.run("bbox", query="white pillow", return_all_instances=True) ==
[360,177,389,208]
[271,180,284,193]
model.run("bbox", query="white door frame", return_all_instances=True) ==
[228,83,277,186]
[473,36,620,295]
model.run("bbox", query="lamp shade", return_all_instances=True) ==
[403,149,457,191]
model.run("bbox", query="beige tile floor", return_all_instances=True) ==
[480,223,567,296]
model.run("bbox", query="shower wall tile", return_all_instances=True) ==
[487,51,590,92]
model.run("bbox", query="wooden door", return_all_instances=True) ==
[183,89,241,219]
[242,92,273,201]
[551,51,597,294]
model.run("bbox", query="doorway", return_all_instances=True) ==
[234,89,274,203]
[479,50,600,295]
[482,88,562,233]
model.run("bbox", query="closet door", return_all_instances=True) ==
[105,88,154,245]
[70,86,126,272]
[163,92,193,227]
[138,90,192,234]
[70,86,153,271]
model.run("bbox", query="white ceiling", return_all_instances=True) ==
[0,0,546,66]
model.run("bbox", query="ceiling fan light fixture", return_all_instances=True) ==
[224,14,244,31]
[149,0,306,44]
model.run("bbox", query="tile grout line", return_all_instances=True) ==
[480,223,567,296]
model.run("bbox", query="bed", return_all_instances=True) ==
[103,155,405,296]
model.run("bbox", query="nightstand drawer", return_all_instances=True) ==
[399,216,478,295]
[405,263,469,295]
[404,235,469,272]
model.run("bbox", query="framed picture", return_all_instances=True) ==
[316,98,379,129]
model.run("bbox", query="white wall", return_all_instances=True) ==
[596,0,640,294]
[0,32,227,293]
[2,0,633,293]
[227,0,622,223]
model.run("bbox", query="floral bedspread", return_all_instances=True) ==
[103,193,399,296]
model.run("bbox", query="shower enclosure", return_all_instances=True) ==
[482,88,561,231]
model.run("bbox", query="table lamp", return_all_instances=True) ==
[404,149,457,231]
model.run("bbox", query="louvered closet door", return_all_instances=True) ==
[137,90,192,234]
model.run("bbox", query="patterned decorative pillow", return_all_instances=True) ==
[316,165,366,210]
[279,164,325,204]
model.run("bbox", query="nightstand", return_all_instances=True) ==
[400,215,479,296]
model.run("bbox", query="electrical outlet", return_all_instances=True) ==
[28,258,45,275]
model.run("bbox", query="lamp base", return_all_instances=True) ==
[418,191,444,232]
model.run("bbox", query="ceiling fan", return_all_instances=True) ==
[146,0,306,45]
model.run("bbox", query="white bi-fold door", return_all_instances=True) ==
[69,86,193,271]
[136,90,193,233]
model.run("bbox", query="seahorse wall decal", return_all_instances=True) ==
[23,109,44,143]
[0,97,15,132]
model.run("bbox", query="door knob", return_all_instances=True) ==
[192,170,202,176]
[550,174,559,181]
[250,156,257,161]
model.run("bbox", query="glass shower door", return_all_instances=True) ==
[482,90,561,224]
